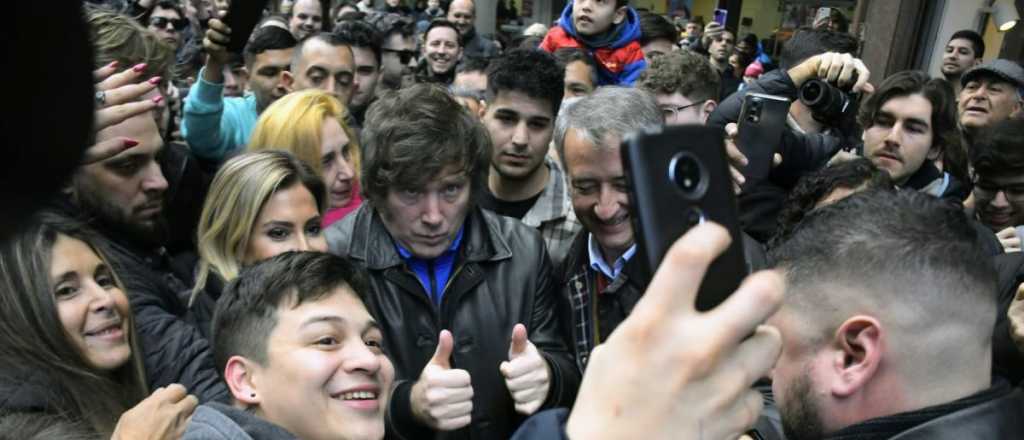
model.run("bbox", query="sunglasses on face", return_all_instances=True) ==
[149,16,188,31]
[383,48,418,65]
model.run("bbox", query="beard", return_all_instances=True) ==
[74,184,169,248]
[779,373,827,440]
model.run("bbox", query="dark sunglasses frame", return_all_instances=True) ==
[382,48,418,65]
[149,16,188,31]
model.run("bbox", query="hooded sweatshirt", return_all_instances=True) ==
[540,2,646,86]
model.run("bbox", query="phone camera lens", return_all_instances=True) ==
[684,207,706,227]
[668,152,708,200]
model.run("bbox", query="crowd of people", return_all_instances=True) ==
[3,0,1024,439]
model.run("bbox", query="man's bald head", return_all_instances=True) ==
[447,0,476,36]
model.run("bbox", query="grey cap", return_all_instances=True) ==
[961,59,1024,88]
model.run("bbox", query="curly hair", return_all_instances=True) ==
[486,48,565,115]
[638,50,719,103]
[769,158,893,250]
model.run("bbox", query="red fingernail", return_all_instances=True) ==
[107,60,120,69]
[123,138,139,148]
[132,63,147,73]
[152,95,164,104]
[148,76,163,85]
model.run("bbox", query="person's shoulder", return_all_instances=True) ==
[325,205,369,257]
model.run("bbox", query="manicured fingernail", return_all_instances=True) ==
[152,95,164,104]
[132,63,147,73]
[107,60,120,69]
[148,76,163,85]
[123,138,139,148]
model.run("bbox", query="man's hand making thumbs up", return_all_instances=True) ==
[410,330,474,430]
[500,323,552,415]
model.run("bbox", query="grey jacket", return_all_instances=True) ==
[182,403,296,440]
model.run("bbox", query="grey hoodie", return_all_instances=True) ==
[182,402,296,440]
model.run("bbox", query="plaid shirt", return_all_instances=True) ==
[561,232,646,371]
[522,157,582,268]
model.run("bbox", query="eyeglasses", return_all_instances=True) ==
[660,101,703,121]
[149,16,188,31]
[973,181,1024,203]
[382,48,418,65]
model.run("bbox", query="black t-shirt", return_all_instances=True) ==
[479,188,542,220]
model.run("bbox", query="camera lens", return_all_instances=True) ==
[683,207,705,227]
[668,152,708,200]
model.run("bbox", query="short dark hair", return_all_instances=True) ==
[424,19,461,47]
[333,19,383,66]
[769,158,893,249]
[212,251,369,375]
[970,118,1024,179]
[456,56,490,75]
[486,49,564,115]
[779,28,859,69]
[552,47,598,85]
[243,26,298,68]
[615,0,629,8]
[361,84,492,208]
[857,70,962,180]
[769,189,997,346]
[140,0,185,25]
[638,49,719,103]
[949,30,985,58]
[638,11,678,46]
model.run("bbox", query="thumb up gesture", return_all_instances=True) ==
[500,324,551,415]
[411,330,474,430]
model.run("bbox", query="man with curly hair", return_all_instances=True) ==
[638,49,719,125]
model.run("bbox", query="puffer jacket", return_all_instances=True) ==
[325,206,580,440]
[539,2,646,86]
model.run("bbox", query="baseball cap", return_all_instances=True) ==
[961,59,1024,89]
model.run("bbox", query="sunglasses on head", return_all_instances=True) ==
[149,16,188,31]
[383,48,418,64]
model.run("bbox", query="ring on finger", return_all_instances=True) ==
[94,90,106,106]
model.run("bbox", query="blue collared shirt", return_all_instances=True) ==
[395,227,465,307]
[587,234,637,280]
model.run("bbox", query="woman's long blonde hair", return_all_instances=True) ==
[247,89,361,177]
[193,151,326,303]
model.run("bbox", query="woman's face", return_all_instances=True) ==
[320,118,356,210]
[244,183,328,264]
[50,234,132,371]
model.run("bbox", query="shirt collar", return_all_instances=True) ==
[587,234,636,280]
[395,226,465,261]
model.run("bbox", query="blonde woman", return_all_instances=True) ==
[192,150,328,303]
[248,89,362,227]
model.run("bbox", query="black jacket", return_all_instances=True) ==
[824,382,1024,439]
[325,206,580,440]
[992,252,1024,385]
[94,230,229,404]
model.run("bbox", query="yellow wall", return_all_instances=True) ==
[692,0,717,22]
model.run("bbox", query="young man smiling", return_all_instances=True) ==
[479,49,581,267]
[187,251,393,440]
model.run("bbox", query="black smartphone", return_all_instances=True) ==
[621,125,748,311]
[223,0,269,52]
[736,93,789,189]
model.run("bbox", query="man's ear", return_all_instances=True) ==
[700,99,718,124]
[224,355,262,407]
[614,6,628,25]
[281,70,295,91]
[478,99,488,119]
[927,142,943,161]
[829,316,883,398]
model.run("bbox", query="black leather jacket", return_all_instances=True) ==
[326,206,580,440]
